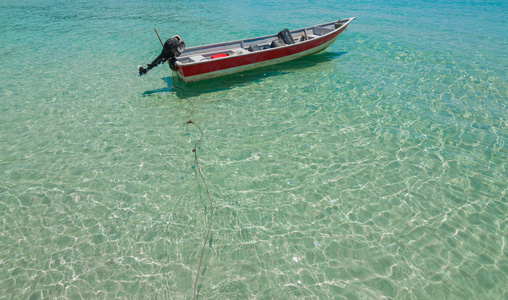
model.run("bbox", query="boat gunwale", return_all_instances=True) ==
[176,17,355,67]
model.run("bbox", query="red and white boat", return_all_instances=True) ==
[139,17,355,83]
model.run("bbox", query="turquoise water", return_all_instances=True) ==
[1,0,507,298]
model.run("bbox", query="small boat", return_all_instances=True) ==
[139,17,355,83]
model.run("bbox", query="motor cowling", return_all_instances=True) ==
[139,35,186,75]
[163,35,185,58]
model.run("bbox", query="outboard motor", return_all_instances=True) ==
[138,35,185,76]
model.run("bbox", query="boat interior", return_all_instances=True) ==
[176,18,352,65]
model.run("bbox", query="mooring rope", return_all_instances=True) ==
[173,87,213,300]
[154,29,213,299]
[181,93,214,300]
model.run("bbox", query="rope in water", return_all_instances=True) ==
[179,91,214,300]
[172,88,214,300]
[154,29,213,299]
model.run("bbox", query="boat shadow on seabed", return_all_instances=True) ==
[141,51,346,99]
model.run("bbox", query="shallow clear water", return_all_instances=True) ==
[1,0,507,299]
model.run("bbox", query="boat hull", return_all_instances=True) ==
[174,19,353,83]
